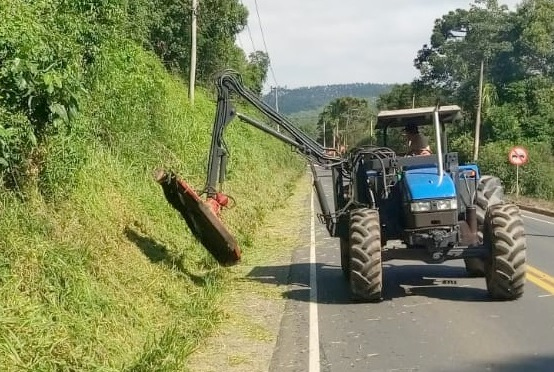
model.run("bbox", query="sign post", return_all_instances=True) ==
[508,146,529,199]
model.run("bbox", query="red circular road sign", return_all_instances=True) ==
[508,146,529,166]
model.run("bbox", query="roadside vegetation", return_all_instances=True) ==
[0,0,303,370]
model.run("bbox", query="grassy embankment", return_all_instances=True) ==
[0,38,304,370]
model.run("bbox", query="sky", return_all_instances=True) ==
[237,0,522,90]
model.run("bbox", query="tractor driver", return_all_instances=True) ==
[403,123,432,156]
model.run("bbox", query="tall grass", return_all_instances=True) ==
[0,38,304,370]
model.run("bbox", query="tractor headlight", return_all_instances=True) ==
[410,199,458,212]
[410,201,431,212]
[436,198,458,211]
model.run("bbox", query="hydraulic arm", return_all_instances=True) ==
[156,70,343,266]
[205,70,342,196]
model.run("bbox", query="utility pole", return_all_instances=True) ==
[189,0,198,106]
[333,122,337,151]
[473,59,485,162]
[271,86,279,112]
[323,120,326,147]
[271,86,280,132]
[369,118,374,141]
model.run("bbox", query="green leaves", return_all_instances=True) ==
[49,103,69,123]
[406,0,554,198]
[412,0,554,146]
[0,109,34,180]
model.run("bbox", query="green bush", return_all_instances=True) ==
[0,108,34,185]
[478,140,554,200]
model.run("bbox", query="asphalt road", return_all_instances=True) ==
[262,168,554,372]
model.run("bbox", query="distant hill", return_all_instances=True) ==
[263,83,393,115]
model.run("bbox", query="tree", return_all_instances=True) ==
[514,0,554,77]
[376,82,438,111]
[243,51,270,95]
[413,1,515,159]
[148,0,248,83]
[414,0,514,105]
[316,97,373,151]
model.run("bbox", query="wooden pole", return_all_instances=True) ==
[473,59,485,161]
[516,165,519,200]
[323,120,326,147]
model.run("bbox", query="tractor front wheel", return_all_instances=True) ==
[349,208,383,302]
[484,203,526,300]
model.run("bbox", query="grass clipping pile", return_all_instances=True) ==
[187,175,312,372]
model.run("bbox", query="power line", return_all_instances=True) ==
[253,0,278,87]
[245,24,257,52]
[238,0,257,52]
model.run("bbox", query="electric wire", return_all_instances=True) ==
[238,0,257,52]
[252,0,278,87]
[244,24,257,52]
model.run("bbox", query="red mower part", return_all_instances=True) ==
[205,192,231,216]
[154,169,241,266]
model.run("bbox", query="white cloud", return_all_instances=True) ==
[237,0,522,89]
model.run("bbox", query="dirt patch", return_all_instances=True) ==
[506,194,554,216]
[186,174,312,372]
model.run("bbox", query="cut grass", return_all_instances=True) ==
[186,173,313,372]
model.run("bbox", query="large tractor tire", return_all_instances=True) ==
[484,203,526,300]
[465,175,504,277]
[349,208,383,302]
[340,237,350,280]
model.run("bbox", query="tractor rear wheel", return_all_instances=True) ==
[340,237,350,280]
[484,203,526,300]
[465,175,504,277]
[349,208,383,302]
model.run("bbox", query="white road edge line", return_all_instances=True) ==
[309,188,321,372]
[522,214,554,225]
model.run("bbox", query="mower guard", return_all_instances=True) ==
[155,169,241,266]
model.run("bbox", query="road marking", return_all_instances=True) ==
[527,265,554,295]
[309,188,320,372]
[522,214,554,225]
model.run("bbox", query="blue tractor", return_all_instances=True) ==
[156,71,527,303]
[333,106,527,301]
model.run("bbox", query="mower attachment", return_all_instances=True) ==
[154,169,241,266]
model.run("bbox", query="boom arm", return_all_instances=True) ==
[204,70,342,196]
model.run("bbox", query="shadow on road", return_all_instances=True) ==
[246,262,491,304]
[452,355,554,372]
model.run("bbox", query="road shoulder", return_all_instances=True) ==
[186,174,312,372]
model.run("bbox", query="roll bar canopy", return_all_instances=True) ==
[376,106,462,130]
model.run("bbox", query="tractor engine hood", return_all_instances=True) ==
[403,167,456,201]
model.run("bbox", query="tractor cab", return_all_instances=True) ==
[369,106,478,252]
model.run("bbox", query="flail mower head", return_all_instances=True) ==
[154,169,241,266]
